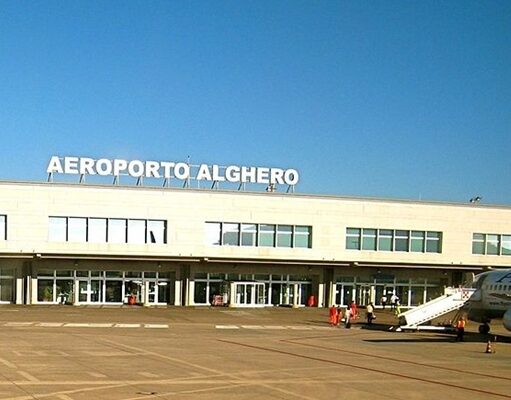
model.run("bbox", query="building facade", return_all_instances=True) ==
[0,180,510,308]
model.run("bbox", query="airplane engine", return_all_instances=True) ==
[503,309,511,332]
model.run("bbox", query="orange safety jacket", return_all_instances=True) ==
[457,319,466,329]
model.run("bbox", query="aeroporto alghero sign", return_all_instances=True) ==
[47,156,299,186]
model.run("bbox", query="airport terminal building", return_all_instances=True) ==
[1,160,511,309]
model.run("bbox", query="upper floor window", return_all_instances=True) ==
[472,233,511,256]
[294,226,312,248]
[241,223,257,246]
[206,222,312,249]
[0,215,7,240]
[346,227,442,254]
[259,224,276,247]
[48,216,166,244]
[346,228,361,250]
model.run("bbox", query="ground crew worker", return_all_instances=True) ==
[329,304,338,326]
[390,293,399,310]
[366,303,375,325]
[456,317,466,342]
[349,301,359,320]
[394,299,402,316]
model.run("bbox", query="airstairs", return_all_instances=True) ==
[396,287,476,332]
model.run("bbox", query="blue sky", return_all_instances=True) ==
[0,1,510,204]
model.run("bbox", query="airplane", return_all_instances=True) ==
[465,268,511,334]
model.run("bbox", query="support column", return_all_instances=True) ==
[292,284,299,308]
[15,276,23,304]
[174,280,182,306]
[229,282,236,307]
[31,277,38,304]
[73,279,79,305]
[185,279,192,306]
[317,282,325,308]
[143,281,150,306]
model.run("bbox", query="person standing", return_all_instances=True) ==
[344,307,352,329]
[394,299,402,316]
[381,294,387,310]
[329,304,338,326]
[350,301,359,320]
[366,303,375,325]
[336,306,343,327]
[456,317,466,342]
[390,293,399,311]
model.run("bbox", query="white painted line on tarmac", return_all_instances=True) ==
[7,321,171,329]
[215,325,240,329]
[218,325,331,331]
[144,324,169,329]
[37,322,64,327]
[114,323,141,328]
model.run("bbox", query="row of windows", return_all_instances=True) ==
[205,222,312,248]
[37,269,172,279]
[0,213,509,257]
[346,228,442,253]
[472,233,511,256]
[484,284,510,291]
[48,217,167,244]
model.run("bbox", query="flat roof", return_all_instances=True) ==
[1,178,510,211]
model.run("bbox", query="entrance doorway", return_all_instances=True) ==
[334,284,354,306]
[356,284,372,306]
[78,279,103,303]
[234,282,266,307]
[375,285,395,307]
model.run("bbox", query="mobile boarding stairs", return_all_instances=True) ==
[396,287,476,332]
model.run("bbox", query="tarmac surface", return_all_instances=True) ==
[0,305,509,400]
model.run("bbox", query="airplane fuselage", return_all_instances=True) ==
[466,269,511,331]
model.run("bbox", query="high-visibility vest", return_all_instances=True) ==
[457,319,466,329]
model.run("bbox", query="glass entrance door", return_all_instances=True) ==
[78,279,103,303]
[78,280,88,303]
[148,281,157,304]
[356,285,372,306]
[335,284,354,306]
[234,283,265,307]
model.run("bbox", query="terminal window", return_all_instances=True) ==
[472,232,511,256]
[0,215,5,240]
[48,216,167,244]
[205,222,312,249]
[346,227,442,254]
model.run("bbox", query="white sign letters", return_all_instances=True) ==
[47,156,299,186]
